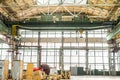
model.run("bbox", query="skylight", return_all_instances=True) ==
[36,0,88,5]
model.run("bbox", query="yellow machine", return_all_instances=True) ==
[26,63,34,80]
[33,70,44,80]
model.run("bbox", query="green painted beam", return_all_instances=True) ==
[18,25,111,31]
[0,20,8,34]
[107,22,120,40]
[5,21,112,30]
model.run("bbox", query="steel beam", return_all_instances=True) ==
[0,4,120,7]
[5,21,112,30]
[107,22,120,40]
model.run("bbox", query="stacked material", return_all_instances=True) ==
[59,70,71,79]
[47,74,62,80]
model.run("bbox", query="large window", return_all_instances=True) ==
[36,0,88,5]
[1,29,119,72]
[18,29,111,71]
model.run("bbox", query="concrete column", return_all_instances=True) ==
[108,47,111,75]
[118,51,120,71]
[85,31,89,75]
[59,31,64,70]
[61,31,64,70]
[113,51,116,75]
[108,39,116,76]
[37,32,41,67]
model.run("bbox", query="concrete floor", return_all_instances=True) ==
[70,76,120,80]
[69,76,120,80]
[8,76,120,80]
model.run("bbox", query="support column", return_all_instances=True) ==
[108,46,111,75]
[59,31,64,70]
[61,31,64,70]
[113,51,116,75]
[54,42,56,67]
[109,51,116,75]
[37,32,41,67]
[108,39,116,76]
[118,50,120,71]
[12,25,20,60]
[85,31,89,75]
[11,39,15,61]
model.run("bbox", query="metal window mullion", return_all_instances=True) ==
[113,51,116,75]
[48,0,50,15]
[30,31,33,62]
[93,30,96,75]
[46,32,48,64]
[101,29,105,75]
[0,44,1,59]
[76,31,79,66]
[30,42,32,62]
[54,32,56,67]
[22,42,25,62]
[70,32,72,67]
[108,46,111,75]
[23,30,26,68]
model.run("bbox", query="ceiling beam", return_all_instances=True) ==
[107,22,120,40]
[5,21,112,30]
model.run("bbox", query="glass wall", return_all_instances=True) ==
[0,34,11,69]
[0,29,120,72]
[19,29,111,71]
